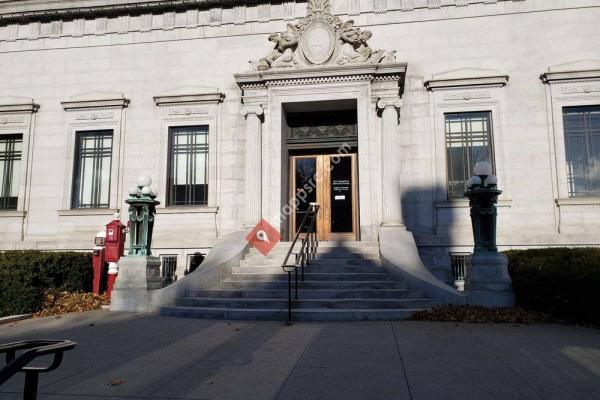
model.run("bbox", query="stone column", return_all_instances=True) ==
[377,98,404,227]
[241,105,264,227]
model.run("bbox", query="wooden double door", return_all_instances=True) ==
[290,153,358,241]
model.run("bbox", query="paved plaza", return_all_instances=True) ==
[0,311,598,400]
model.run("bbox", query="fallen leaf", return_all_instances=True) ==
[108,379,123,386]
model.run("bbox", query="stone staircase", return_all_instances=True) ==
[161,241,438,321]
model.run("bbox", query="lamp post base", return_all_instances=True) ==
[466,252,515,307]
[110,256,163,312]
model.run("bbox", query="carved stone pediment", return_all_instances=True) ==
[252,0,396,71]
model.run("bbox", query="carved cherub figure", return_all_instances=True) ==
[255,24,299,70]
[338,21,371,64]
[256,33,284,70]
[272,24,299,68]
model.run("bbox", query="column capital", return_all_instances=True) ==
[376,97,402,112]
[241,104,264,117]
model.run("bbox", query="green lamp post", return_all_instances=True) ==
[110,174,163,312]
[126,175,160,256]
[464,162,501,253]
[463,161,514,307]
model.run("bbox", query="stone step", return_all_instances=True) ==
[232,265,385,274]
[217,280,406,290]
[221,272,391,282]
[240,258,382,267]
[187,288,424,299]
[176,297,436,309]
[245,249,380,259]
[245,242,378,257]
[160,306,424,321]
[261,240,379,249]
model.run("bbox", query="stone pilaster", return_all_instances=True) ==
[377,97,404,227]
[241,104,264,227]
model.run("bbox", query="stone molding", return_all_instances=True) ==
[0,1,536,47]
[540,60,600,84]
[156,206,219,214]
[434,199,512,208]
[235,63,407,89]
[153,92,225,106]
[541,70,600,84]
[57,208,117,216]
[0,210,26,218]
[61,93,130,110]
[425,73,509,91]
[555,197,600,207]
[0,97,39,113]
[0,0,529,26]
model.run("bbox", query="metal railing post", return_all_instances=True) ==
[24,372,39,400]
[287,270,293,325]
[281,204,320,325]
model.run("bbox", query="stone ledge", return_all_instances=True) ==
[0,97,39,113]
[57,208,117,216]
[0,210,26,218]
[556,197,600,206]
[62,94,130,110]
[425,75,509,90]
[156,207,219,214]
[154,93,225,106]
[434,199,512,208]
[541,70,600,84]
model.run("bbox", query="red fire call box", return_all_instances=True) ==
[105,218,125,263]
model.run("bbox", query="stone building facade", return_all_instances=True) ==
[0,0,599,283]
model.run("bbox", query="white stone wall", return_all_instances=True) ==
[0,0,598,279]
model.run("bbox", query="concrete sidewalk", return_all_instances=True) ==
[0,311,598,400]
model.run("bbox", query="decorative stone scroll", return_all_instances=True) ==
[253,0,397,70]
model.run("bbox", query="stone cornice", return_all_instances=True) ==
[61,94,130,110]
[0,0,535,25]
[0,97,39,113]
[153,92,225,106]
[424,75,509,91]
[540,69,600,84]
[235,63,407,89]
[0,0,240,24]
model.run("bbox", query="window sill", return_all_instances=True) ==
[0,210,26,218]
[556,197,600,206]
[435,199,512,208]
[58,208,117,216]
[156,206,219,214]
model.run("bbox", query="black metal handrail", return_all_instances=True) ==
[0,339,76,400]
[282,203,320,325]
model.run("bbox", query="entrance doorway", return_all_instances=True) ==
[290,153,358,241]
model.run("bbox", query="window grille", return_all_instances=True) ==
[186,252,205,275]
[563,105,600,197]
[160,255,178,283]
[445,112,495,198]
[71,130,113,209]
[167,126,209,206]
[0,134,22,210]
[450,253,471,288]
